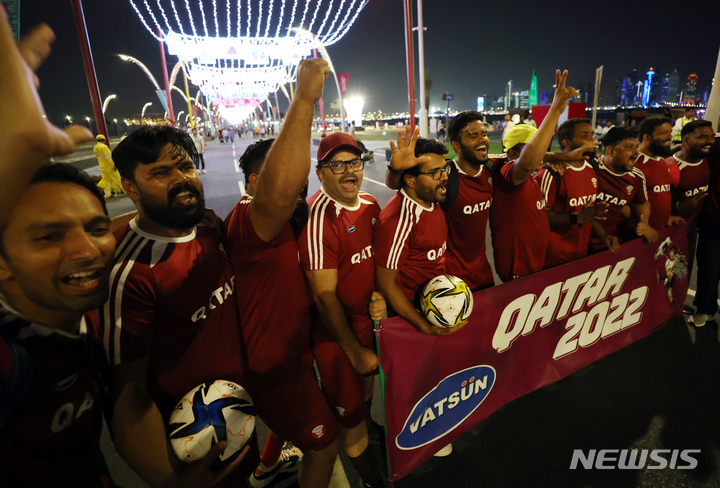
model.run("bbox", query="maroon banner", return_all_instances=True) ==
[337,73,349,99]
[377,225,689,481]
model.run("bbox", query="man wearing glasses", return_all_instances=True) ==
[374,133,457,337]
[298,132,385,488]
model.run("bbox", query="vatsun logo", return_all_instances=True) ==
[396,365,496,450]
[347,225,356,233]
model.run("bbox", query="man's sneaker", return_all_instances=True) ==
[692,313,717,327]
[433,443,452,457]
[683,304,696,315]
[249,446,303,488]
[202,169,207,174]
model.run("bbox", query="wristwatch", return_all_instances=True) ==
[570,212,579,225]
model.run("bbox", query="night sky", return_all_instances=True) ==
[22,0,720,126]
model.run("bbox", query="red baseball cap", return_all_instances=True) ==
[317,132,363,162]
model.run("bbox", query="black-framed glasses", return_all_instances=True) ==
[323,159,365,174]
[417,164,452,180]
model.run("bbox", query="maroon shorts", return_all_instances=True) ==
[311,318,374,429]
[246,352,339,452]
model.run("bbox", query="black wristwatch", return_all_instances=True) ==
[570,212,579,225]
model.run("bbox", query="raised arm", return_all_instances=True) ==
[249,59,330,242]
[512,70,579,185]
[0,20,92,228]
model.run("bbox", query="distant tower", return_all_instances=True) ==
[685,74,698,103]
[668,70,679,103]
[529,70,538,107]
[660,73,670,103]
[642,68,655,106]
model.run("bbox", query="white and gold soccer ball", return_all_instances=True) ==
[169,380,255,468]
[420,275,474,328]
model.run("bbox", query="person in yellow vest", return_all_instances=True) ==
[672,108,697,143]
[93,134,122,197]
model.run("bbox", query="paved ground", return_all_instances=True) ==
[62,132,720,487]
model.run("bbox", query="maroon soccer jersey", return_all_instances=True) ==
[443,159,494,290]
[0,305,113,487]
[590,158,648,251]
[374,189,448,302]
[299,189,381,322]
[101,218,247,419]
[225,195,312,373]
[702,134,720,224]
[536,162,598,267]
[668,153,711,223]
[490,158,550,282]
[634,153,673,231]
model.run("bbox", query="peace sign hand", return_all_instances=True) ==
[550,70,580,115]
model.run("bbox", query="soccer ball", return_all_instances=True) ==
[420,275,474,328]
[169,380,256,468]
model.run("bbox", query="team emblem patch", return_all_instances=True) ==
[591,177,597,188]
[371,217,377,225]
[347,225,356,233]
[311,425,325,439]
[626,185,634,195]
[336,406,346,416]
[488,176,493,186]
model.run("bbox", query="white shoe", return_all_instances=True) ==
[249,446,302,488]
[692,313,716,327]
[201,169,207,174]
[433,443,452,457]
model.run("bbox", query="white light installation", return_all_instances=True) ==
[128,0,368,54]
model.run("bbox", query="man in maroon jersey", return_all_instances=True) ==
[106,126,258,487]
[489,70,580,281]
[590,127,656,253]
[668,120,713,224]
[634,116,683,234]
[0,164,117,487]
[374,136,454,335]
[692,131,720,327]
[536,118,607,268]
[299,133,385,488]
[225,59,343,488]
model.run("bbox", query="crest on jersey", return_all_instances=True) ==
[311,425,325,439]
[336,406,346,416]
[626,185,634,195]
[371,217,377,225]
[347,225,356,233]
[488,177,493,186]
[591,177,597,188]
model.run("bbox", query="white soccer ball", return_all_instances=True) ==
[420,275,474,328]
[169,380,255,467]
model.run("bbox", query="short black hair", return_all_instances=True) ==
[1,163,107,257]
[638,116,672,141]
[448,111,483,143]
[112,125,199,180]
[403,138,449,177]
[681,120,713,140]
[602,127,638,148]
[556,118,591,147]
[239,139,274,184]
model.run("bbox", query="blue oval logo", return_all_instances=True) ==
[347,225,356,233]
[395,365,495,450]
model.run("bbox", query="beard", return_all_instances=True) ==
[648,139,672,159]
[140,182,206,230]
[460,143,488,166]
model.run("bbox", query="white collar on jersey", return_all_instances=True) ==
[400,188,434,212]
[129,215,197,243]
[638,151,663,161]
[599,157,633,176]
[565,160,593,172]
[320,186,375,214]
[0,292,87,339]
[452,157,483,177]
[672,152,705,166]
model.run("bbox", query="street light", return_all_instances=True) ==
[142,102,153,120]
[119,55,161,90]
[102,94,117,114]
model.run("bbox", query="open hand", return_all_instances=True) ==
[389,126,431,171]
[578,201,608,224]
[566,140,599,161]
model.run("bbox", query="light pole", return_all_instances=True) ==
[142,102,153,122]
[416,0,428,137]
[102,94,117,114]
[119,55,161,90]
